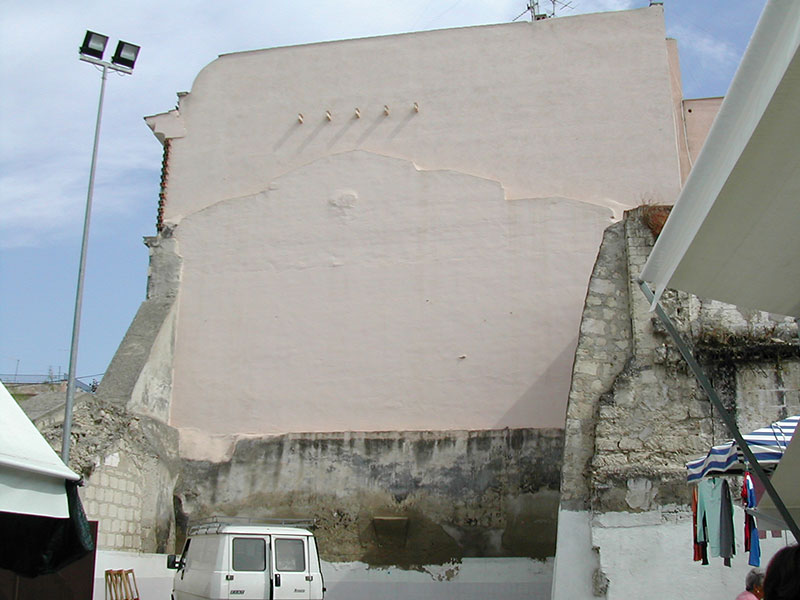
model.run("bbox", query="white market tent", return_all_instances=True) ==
[640,0,800,536]
[0,381,80,519]
[641,0,800,318]
[754,434,800,530]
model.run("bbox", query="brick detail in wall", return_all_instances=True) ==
[156,139,171,232]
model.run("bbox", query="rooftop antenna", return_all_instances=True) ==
[513,0,574,21]
[547,0,575,17]
[513,2,546,21]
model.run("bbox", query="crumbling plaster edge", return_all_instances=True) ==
[160,148,618,228]
[177,426,566,463]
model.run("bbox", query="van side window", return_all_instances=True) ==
[275,538,305,572]
[232,538,266,572]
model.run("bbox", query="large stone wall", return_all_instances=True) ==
[552,207,799,599]
[173,428,563,567]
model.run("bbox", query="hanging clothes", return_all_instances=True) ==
[692,486,708,564]
[696,478,735,564]
[742,472,761,567]
[719,480,735,567]
[697,478,724,557]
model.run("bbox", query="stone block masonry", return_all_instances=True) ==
[562,207,800,517]
[83,453,144,550]
[552,207,800,599]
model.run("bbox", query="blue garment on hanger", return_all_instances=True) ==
[744,473,761,567]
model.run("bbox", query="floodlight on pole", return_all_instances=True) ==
[63,32,140,464]
[79,31,108,60]
[111,41,140,70]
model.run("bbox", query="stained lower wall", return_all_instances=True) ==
[173,428,563,568]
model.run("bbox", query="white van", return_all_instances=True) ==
[167,518,325,600]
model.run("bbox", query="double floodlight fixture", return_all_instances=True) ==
[79,30,140,73]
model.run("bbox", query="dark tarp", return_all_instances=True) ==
[0,480,94,578]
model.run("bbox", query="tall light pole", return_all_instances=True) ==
[63,32,140,463]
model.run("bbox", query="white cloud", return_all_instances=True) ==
[1,0,534,249]
[671,24,738,70]
[0,0,753,249]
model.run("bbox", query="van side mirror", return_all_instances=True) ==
[167,554,182,569]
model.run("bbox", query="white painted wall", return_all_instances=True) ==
[169,152,610,433]
[149,7,679,221]
[93,550,173,600]
[93,552,552,600]
[550,509,597,599]
[552,507,791,600]
[144,6,683,434]
[324,558,553,600]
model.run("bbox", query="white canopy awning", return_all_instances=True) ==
[0,382,79,519]
[752,432,800,530]
[640,0,800,318]
[641,0,800,535]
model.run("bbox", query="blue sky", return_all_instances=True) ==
[0,0,767,382]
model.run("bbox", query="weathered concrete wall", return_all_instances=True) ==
[100,299,177,422]
[98,296,177,422]
[173,428,563,567]
[552,207,799,599]
[97,229,181,422]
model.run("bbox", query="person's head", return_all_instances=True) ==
[764,544,800,600]
[745,568,765,599]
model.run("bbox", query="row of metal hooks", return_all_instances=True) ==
[297,102,419,123]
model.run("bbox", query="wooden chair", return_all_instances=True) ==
[105,569,140,600]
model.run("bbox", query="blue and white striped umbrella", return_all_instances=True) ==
[686,415,799,483]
